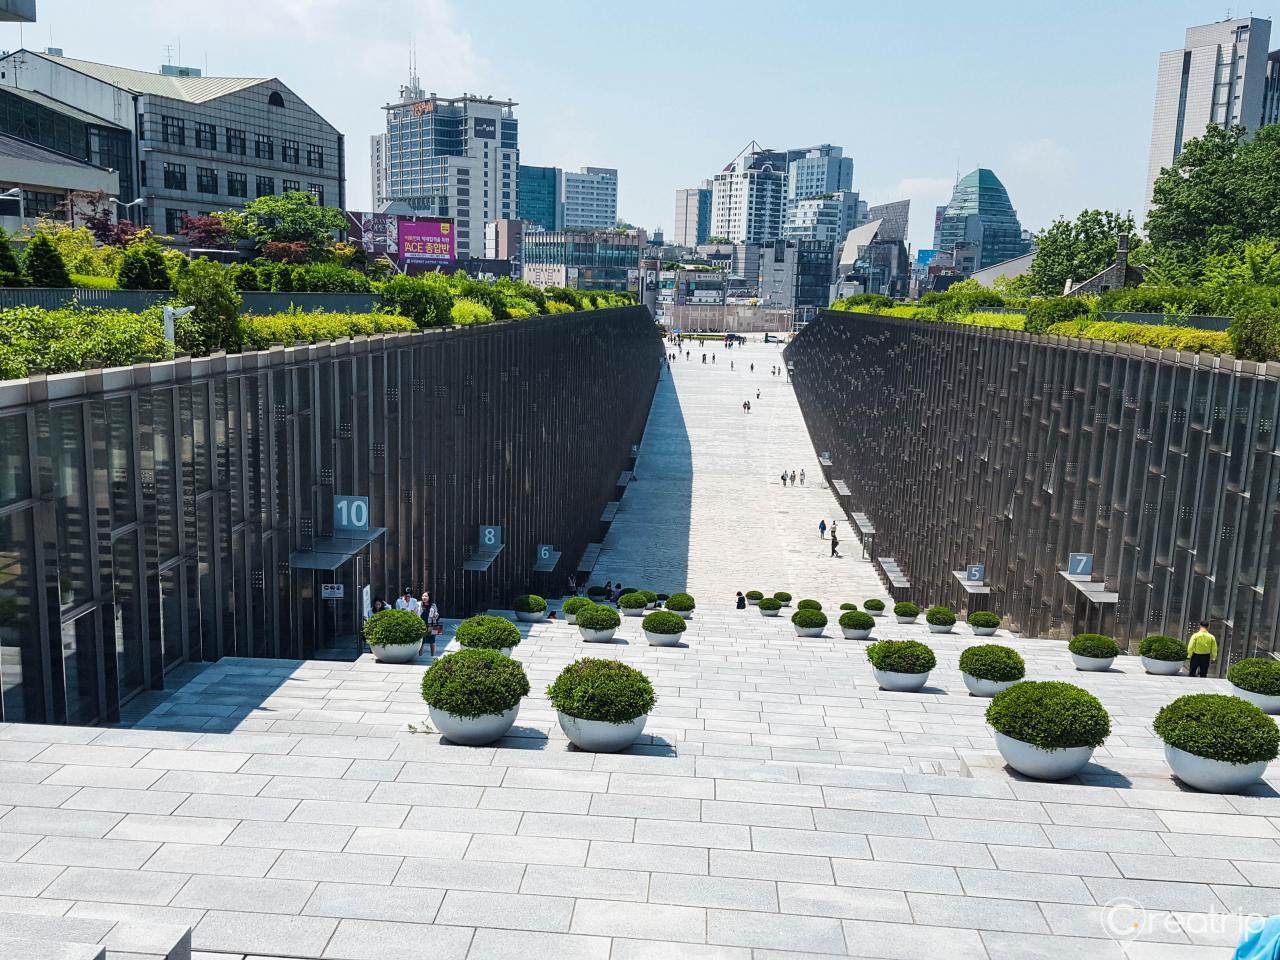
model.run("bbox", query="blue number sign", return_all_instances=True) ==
[334,495,369,534]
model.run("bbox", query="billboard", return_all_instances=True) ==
[345,212,400,257]
[473,117,496,139]
[399,218,456,266]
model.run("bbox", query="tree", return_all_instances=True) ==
[261,241,309,264]
[241,191,345,256]
[76,191,140,247]
[1202,238,1280,289]
[0,226,25,286]
[1147,124,1280,282]
[116,240,171,290]
[1025,209,1138,297]
[174,258,243,354]
[178,214,232,249]
[22,232,71,287]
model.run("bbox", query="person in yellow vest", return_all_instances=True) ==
[1186,621,1218,677]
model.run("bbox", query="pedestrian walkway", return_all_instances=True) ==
[597,341,883,603]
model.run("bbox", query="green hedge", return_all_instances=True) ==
[1045,319,1232,355]
[240,311,416,350]
[986,681,1110,751]
[1154,694,1279,764]
[0,304,170,379]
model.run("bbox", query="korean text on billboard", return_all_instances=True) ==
[398,218,456,265]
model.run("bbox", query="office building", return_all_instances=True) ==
[1146,17,1275,209]
[0,131,119,231]
[381,76,518,258]
[0,49,343,234]
[484,218,523,261]
[933,169,1031,273]
[673,181,712,246]
[521,228,643,292]
[835,217,911,298]
[0,0,36,21]
[786,144,853,201]
[867,200,910,243]
[369,133,387,208]
[518,163,559,231]
[784,191,866,243]
[560,166,618,229]
[711,142,787,243]
[759,238,836,324]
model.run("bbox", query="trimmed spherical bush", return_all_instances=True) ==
[925,606,956,627]
[866,640,936,674]
[959,644,1026,683]
[773,592,793,603]
[797,599,822,611]
[1155,694,1279,765]
[1229,659,1280,697]
[576,604,621,630]
[562,597,593,617]
[758,597,783,611]
[986,681,1111,751]
[638,590,658,604]
[791,609,828,628]
[586,586,608,599]
[745,591,764,602]
[665,593,695,612]
[421,649,529,718]
[863,599,885,612]
[1069,633,1120,659]
[1138,634,1185,662]
[364,609,426,646]
[840,611,874,630]
[513,594,547,614]
[893,601,920,619]
[642,611,687,635]
[839,602,858,611]
[546,658,657,724]
[967,611,1001,630]
[455,615,521,651]
[618,591,649,610]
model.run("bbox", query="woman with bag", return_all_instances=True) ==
[420,591,441,658]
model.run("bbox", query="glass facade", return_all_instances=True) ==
[518,164,559,231]
[933,168,1032,270]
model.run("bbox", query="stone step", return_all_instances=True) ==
[0,939,104,960]
[0,913,190,960]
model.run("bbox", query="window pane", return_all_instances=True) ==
[160,566,185,670]
[0,414,30,507]
[112,531,144,700]
[49,407,92,611]
[0,509,41,722]
[61,613,99,725]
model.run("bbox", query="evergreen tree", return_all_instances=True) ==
[0,226,24,286]
[116,240,171,290]
[22,232,71,287]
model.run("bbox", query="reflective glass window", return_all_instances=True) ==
[61,613,99,725]
[49,407,92,611]
[0,509,40,722]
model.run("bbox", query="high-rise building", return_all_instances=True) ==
[711,142,787,243]
[786,144,853,201]
[560,166,617,229]
[381,77,518,258]
[673,181,712,247]
[370,133,387,207]
[867,200,910,244]
[1146,18,1276,210]
[518,164,560,231]
[759,238,836,323]
[933,169,1031,272]
[521,228,643,292]
[783,191,866,243]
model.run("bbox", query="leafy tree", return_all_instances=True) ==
[380,273,453,326]
[173,258,243,354]
[261,241,309,264]
[22,232,71,287]
[1025,209,1139,297]
[116,240,171,290]
[241,191,344,256]
[1202,238,1280,289]
[178,214,232,249]
[0,226,25,286]
[1147,124,1280,282]
[76,191,140,247]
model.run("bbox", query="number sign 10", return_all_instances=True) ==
[334,495,369,533]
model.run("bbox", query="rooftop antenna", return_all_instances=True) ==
[164,43,173,65]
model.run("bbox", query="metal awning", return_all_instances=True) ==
[288,528,387,571]
[1058,570,1119,604]
[952,570,991,594]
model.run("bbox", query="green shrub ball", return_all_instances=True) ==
[546,658,657,724]
[925,605,956,626]
[562,597,593,616]
[513,594,547,614]
[1138,634,1185,662]
[839,602,858,611]
[665,593,695,612]
[840,610,874,630]
[1069,633,1120,659]
[1229,659,1280,697]
[893,601,919,618]
[745,591,764,601]
[638,590,658,604]
[364,608,426,646]
[421,649,529,718]
[576,604,621,631]
[643,611,687,635]
[454,615,521,651]
[863,599,885,612]
[797,599,822,611]
[758,597,782,611]
[986,681,1111,752]
[967,611,1001,629]
[791,609,827,628]
[866,640,936,674]
[1154,694,1279,765]
[959,644,1025,682]
[618,591,649,610]
[773,592,792,603]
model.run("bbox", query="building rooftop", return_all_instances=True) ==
[29,50,271,103]
[0,79,126,128]
[0,130,117,172]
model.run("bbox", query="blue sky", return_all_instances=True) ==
[2,1,1265,248]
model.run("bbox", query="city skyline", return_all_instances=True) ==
[0,0,1272,250]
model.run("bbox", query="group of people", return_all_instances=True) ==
[780,469,805,486]
[818,519,841,557]
[369,589,442,657]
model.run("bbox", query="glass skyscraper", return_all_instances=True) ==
[518,164,560,231]
[933,168,1031,271]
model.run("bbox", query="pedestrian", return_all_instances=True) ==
[790,470,797,485]
[780,471,788,487]
[395,589,421,614]
[370,597,389,616]
[712,353,716,364]
[702,353,707,364]
[830,533,840,558]
[736,591,747,610]
[568,573,578,596]
[746,401,751,412]
[750,363,754,372]
[799,469,805,486]
[756,389,761,399]
[830,521,837,538]
[730,360,734,370]
[603,580,613,596]
[819,520,827,538]
[1187,620,1217,677]
[419,591,439,657]
[743,401,749,413]
[685,350,689,360]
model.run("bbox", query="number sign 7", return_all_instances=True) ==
[1068,553,1093,576]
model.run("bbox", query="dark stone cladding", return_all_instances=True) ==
[0,307,660,724]
[786,310,1280,670]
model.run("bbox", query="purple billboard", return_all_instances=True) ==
[398,218,456,266]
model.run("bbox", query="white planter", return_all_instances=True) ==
[867,609,885,617]
[515,610,547,623]
[1164,744,1269,793]
[558,711,647,752]
[971,626,998,637]
[1142,656,1184,676]
[646,602,658,609]
[747,598,759,605]
[669,610,692,620]
[841,627,873,641]
[777,600,791,607]
[578,627,617,643]
[760,608,781,618]
[644,629,683,647]
[1071,653,1115,672]
[895,616,918,624]
[994,730,1094,780]
[621,607,646,617]
[1231,684,1280,715]
[872,668,930,693]
[794,625,825,638]
[429,705,518,746]
[927,623,954,634]
[962,673,1018,697]
[565,613,578,625]
[369,643,418,664]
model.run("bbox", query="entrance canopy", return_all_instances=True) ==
[289,528,387,571]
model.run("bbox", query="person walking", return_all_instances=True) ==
[799,469,805,486]
[743,401,749,414]
[746,400,751,412]
[780,471,788,487]
[395,589,421,614]
[756,389,761,399]
[568,573,578,596]
[1187,621,1218,677]
[702,353,707,364]
[419,591,440,657]
[830,532,841,558]
[830,521,837,538]
[735,591,747,610]
[750,363,754,373]
[790,470,797,485]
[819,520,827,538]
[730,360,734,370]
[712,353,716,364]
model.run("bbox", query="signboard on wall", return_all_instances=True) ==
[345,212,401,257]
[473,117,496,139]
[399,218,456,266]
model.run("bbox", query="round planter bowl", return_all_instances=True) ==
[867,609,885,617]
[759,608,781,618]
[1231,685,1280,715]
[747,598,759,606]
[895,616,918,624]
[1141,656,1184,676]
[994,731,1094,780]
[369,643,418,664]
[778,600,792,607]
[1071,653,1115,672]
[644,629,683,647]
[794,625,825,638]
[565,613,578,625]
[671,610,692,620]
[429,705,518,746]
[841,627,873,641]
[927,623,953,634]
[558,712,647,753]
[962,673,1018,697]
[971,626,998,637]
[872,668,930,693]
[1164,743,1270,793]
[578,627,617,643]
[621,607,646,618]
[515,610,547,623]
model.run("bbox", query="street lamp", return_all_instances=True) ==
[0,187,25,222]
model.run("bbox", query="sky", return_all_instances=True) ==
[1,1,1266,250]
